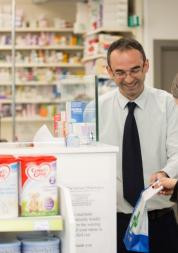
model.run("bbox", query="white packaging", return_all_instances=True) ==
[0,156,18,218]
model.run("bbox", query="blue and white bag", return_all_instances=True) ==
[124,192,149,252]
[124,184,163,252]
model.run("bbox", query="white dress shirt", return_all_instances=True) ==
[99,85,178,213]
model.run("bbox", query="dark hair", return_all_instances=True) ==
[107,38,146,67]
[171,73,178,98]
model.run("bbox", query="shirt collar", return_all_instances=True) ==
[117,86,148,110]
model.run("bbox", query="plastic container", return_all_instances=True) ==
[22,237,60,253]
[0,239,21,253]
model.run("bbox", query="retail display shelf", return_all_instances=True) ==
[0,99,11,104]
[0,82,57,86]
[0,99,65,104]
[0,80,85,86]
[1,117,53,122]
[0,45,84,50]
[15,27,74,32]
[0,63,84,68]
[0,27,74,32]
[0,215,63,232]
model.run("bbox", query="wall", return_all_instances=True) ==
[143,0,178,87]
[16,0,77,24]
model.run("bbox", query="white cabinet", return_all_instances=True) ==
[0,142,118,253]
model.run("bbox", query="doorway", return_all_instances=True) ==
[154,39,178,92]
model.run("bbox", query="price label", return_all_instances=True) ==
[34,220,50,230]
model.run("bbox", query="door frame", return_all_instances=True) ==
[154,39,178,89]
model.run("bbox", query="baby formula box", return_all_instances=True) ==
[22,236,60,253]
[19,155,58,217]
[0,239,21,253]
[0,155,18,218]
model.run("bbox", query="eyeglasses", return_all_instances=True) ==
[111,64,144,80]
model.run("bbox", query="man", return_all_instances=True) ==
[98,38,178,253]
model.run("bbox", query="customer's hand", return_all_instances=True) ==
[153,178,177,196]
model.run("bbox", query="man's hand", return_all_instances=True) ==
[150,170,168,185]
[153,178,177,196]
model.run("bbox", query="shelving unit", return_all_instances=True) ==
[0,215,63,232]
[0,25,87,141]
[0,74,96,142]
[0,184,75,253]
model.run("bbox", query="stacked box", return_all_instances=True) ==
[66,101,96,145]
[101,0,128,27]
[0,155,19,218]
[84,33,122,58]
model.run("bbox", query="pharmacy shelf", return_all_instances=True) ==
[0,99,67,104]
[0,27,74,33]
[1,117,53,122]
[0,63,84,68]
[0,45,84,50]
[0,79,85,86]
[0,24,85,141]
[16,27,74,32]
[0,215,63,232]
[0,99,11,103]
[0,81,58,86]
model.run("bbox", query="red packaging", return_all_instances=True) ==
[19,155,58,217]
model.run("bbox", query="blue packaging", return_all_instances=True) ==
[66,101,87,123]
[0,239,21,253]
[22,236,60,253]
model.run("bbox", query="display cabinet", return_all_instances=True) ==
[0,183,75,253]
[0,142,118,253]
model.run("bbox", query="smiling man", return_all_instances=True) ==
[98,38,178,253]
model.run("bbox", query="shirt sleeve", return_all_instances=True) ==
[170,181,178,203]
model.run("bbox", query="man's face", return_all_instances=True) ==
[107,49,149,100]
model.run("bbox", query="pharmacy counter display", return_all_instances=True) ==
[0,143,118,253]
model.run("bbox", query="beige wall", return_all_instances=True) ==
[143,0,178,87]
[16,0,77,24]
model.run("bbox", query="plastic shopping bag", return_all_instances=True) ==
[124,192,149,252]
[124,184,163,252]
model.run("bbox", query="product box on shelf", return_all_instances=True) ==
[66,101,87,123]
[0,155,19,218]
[19,155,58,217]
[66,101,96,145]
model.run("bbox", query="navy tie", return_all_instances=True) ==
[122,102,144,206]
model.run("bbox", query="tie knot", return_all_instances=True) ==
[127,102,137,114]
